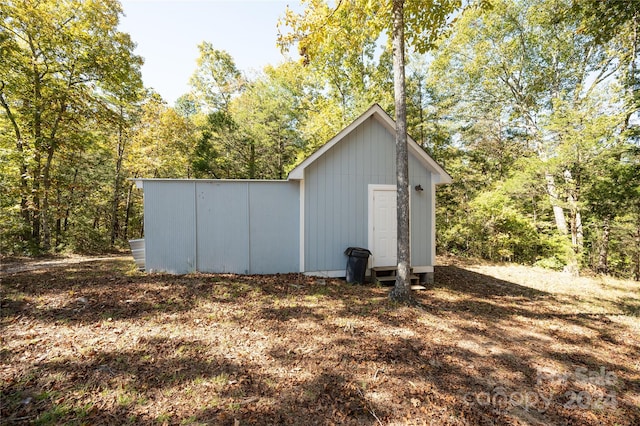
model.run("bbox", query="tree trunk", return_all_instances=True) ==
[30,35,45,248]
[111,106,126,246]
[123,181,135,241]
[624,12,638,131]
[41,142,55,251]
[545,172,568,234]
[248,140,256,179]
[0,86,31,242]
[571,208,583,256]
[564,169,583,255]
[634,219,640,282]
[32,151,41,244]
[389,0,413,304]
[63,168,79,232]
[415,72,425,146]
[596,216,610,274]
[278,133,285,180]
[55,188,62,248]
[42,90,68,252]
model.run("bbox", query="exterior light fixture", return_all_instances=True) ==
[415,184,424,192]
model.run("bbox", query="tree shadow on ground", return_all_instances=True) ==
[2,334,391,425]
[414,265,640,425]
[3,258,640,425]
[1,261,290,325]
[429,265,640,352]
[433,265,551,299]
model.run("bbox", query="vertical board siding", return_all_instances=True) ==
[145,180,299,275]
[248,181,299,274]
[408,154,433,267]
[145,181,196,274]
[304,116,434,273]
[304,117,390,272]
[196,181,250,273]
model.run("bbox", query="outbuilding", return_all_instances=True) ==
[133,104,452,282]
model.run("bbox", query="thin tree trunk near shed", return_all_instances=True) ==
[41,145,54,251]
[249,140,256,179]
[389,0,413,304]
[564,168,583,254]
[55,188,62,248]
[63,167,79,232]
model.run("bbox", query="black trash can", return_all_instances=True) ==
[344,247,372,284]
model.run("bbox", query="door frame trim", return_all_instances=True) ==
[368,184,398,268]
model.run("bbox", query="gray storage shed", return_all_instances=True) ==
[134,104,452,279]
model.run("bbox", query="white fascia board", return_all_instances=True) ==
[430,181,436,266]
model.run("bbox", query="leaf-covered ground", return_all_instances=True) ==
[1,256,639,425]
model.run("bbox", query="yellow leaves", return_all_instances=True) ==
[279,0,465,67]
[277,0,332,54]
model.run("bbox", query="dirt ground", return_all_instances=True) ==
[0,254,130,275]
[1,255,639,425]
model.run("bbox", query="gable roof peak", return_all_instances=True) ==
[288,103,452,184]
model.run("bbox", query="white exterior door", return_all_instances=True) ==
[369,185,397,267]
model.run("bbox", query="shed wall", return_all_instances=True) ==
[303,116,434,273]
[248,182,300,273]
[144,181,197,274]
[144,180,299,274]
[408,165,434,268]
[196,181,250,273]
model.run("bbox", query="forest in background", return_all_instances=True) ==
[1,0,639,279]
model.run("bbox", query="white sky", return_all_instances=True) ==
[118,0,301,105]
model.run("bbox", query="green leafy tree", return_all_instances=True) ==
[573,0,640,44]
[174,93,200,119]
[230,62,310,179]
[190,111,236,179]
[0,0,142,252]
[582,142,640,277]
[187,44,251,178]
[430,0,632,272]
[190,42,244,112]
[101,55,145,247]
[128,93,195,179]
[278,0,383,119]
